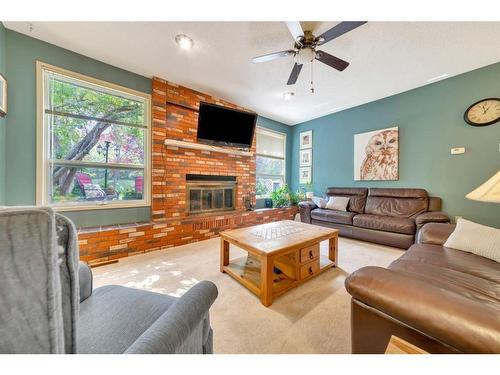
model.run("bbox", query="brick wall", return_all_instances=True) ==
[79,207,298,265]
[151,77,256,220]
[77,77,296,264]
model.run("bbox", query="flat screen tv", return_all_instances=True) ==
[197,102,257,149]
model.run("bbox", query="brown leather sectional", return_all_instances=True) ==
[345,223,500,353]
[299,187,450,249]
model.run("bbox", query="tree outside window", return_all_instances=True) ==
[37,62,150,209]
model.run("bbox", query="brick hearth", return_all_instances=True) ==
[77,77,297,264]
[79,207,297,264]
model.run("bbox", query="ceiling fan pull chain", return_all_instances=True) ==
[310,59,315,94]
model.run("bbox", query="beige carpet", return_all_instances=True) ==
[92,236,403,353]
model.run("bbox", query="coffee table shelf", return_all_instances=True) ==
[225,256,296,296]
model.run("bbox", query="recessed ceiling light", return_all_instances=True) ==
[426,74,449,83]
[283,92,295,100]
[175,34,194,50]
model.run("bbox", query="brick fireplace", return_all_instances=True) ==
[77,77,297,265]
[151,77,256,220]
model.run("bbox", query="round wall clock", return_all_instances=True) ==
[464,98,500,127]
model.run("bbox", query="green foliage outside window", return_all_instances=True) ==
[45,72,147,204]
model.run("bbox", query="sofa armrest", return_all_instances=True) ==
[345,266,500,353]
[298,201,317,223]
[78,261,93,303]
[416,222,456,245]
[125,280,218,354]
[415,211,450,229]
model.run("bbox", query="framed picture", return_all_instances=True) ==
[0,74,6,117]
[299,130,312,149]
[300,148,312,166]
[299,167,312,184]
[354,126,399,181]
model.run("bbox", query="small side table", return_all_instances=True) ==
[385,336,428,354]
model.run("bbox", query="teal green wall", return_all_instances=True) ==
[2,30,290,227]
[291,62,500,228]
[4,30,152,227]
[0,23,6,204]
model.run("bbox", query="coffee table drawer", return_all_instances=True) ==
[300,259,320,280]
[300,244,319,263]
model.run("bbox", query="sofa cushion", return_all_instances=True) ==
[325,187,368,214]
[353,214,416,235]
[311,208,356,225]
[77,285,177,353]
[365,188,428,218]
[391,243,500,286]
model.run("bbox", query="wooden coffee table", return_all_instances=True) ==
[220,220,339,306]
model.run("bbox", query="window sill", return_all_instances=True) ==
[49,201,150,212]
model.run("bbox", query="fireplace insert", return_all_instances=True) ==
[186,174,237,214]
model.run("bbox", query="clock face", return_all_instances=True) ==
[464,98,500,126]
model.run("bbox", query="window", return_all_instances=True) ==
[255,127,286,198]
[36,62,151,210]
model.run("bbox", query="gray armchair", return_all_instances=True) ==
[77,262,218,354]
[0,207,218,354]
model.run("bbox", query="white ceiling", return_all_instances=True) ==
[4,22,500,125]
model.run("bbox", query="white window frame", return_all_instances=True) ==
[36,61,151,211]
[255,126,286,199]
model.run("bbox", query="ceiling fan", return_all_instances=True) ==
[252,21,367,92]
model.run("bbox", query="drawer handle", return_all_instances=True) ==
[308,266,313,274]
[309,250,314,259]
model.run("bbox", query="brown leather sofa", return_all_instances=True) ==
[345,222,500,353]
[299,187,450,249]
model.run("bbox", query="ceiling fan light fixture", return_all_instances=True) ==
[295,47,315,65]
[175,34,194,50]
[283,92,295,100]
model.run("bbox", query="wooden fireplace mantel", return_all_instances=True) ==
[164,139,253,157]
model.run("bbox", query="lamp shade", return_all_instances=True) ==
[466,170,500,203]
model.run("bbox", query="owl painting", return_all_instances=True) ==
[354,127,399,181]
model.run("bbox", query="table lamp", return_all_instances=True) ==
[466,170,500,203]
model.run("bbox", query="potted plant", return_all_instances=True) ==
[300,183,314,200]
[271,184,291,208]
[271,184,307,207]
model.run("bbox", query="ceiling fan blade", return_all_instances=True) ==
[252,50,295,63]
[315,51,350,71]
[285,21,304,43]
[316,21,367,45]
[287,63,303,85]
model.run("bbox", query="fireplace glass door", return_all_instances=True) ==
[187,182,236,214]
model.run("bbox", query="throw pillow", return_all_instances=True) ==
[312,196,327,208]
[325,196,350,211]
[444,218,500,263]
